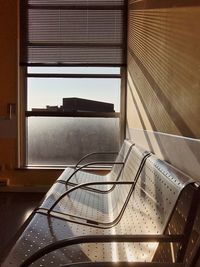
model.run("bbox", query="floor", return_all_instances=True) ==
[0,192,44,261]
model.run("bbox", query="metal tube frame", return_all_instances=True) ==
[74,151,119,169]
[19,234,184,267]
[36,180,137,228]
[58,162,125,195]
[60,263,185,267]
[36,154,150,228]
[64,161,124,183]
[48,181,136,211]
[56,143,135,194]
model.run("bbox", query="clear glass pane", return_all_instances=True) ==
[27,117,120,166]
[27,78,120,112]
[28,67,121,75]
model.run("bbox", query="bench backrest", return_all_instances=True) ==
[188,200,200,266]
[110,139,135,180]
[152,182,200,266]
[124,154,194,262]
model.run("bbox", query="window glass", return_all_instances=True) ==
[26,67,121,166]
[27,78,120,112]
[27,117,119,166]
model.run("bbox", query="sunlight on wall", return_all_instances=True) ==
[127,5,200,139]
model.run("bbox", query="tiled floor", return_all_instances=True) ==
[0,192,44,261]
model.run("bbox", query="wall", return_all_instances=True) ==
[0,0,61,188]
[127,0,200,181]
[1,0,200,187]
[0,0,18,185]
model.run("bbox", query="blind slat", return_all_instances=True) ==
[21,0,126,66]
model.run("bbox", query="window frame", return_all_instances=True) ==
[18,67,126,168]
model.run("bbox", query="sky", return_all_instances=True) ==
[27,67,121,112]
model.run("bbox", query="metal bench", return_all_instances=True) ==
[35,145,150,228]
[1,149,199,267]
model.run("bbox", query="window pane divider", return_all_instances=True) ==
[27,73,121,79]
[28,5,124,10]
[28,43,123,48]
[22,63,125,67]
[26,111,120,118]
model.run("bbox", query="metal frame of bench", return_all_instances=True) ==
[37,181,144,228]
[19,234,183,267]
[60,263,185,267]
[57,162,126,194]
[74,152,119,169]
[56,140,135,194]
[36,145,150,228]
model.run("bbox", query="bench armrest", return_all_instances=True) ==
[20,234,184,267]
[65,161,124,184]
[75,151,119,169]
[48,180,133,214]
[61,263,185,267]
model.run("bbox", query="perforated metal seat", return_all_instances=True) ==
[2,151,198,267]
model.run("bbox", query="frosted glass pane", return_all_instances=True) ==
[27,78,120,112]
[27,117,120,166]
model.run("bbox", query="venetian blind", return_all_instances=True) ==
[20,0,126,66]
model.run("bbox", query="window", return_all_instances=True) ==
[19,0,127,167]
[26,67,122,166]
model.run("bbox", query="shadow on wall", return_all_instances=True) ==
[127,79,154,152]
[128,52,197,138]
[127,61,200,179]
[126,3,200,178]
[127,52,200,174]
[127,4,200,139]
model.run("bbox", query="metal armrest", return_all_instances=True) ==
[75,151,119,169]
[64,161,124,184]
[48,180,133,214]
[35,180,139,228]
[61,263,185,267]
[20,234,184,267]
[57,179,118,194]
